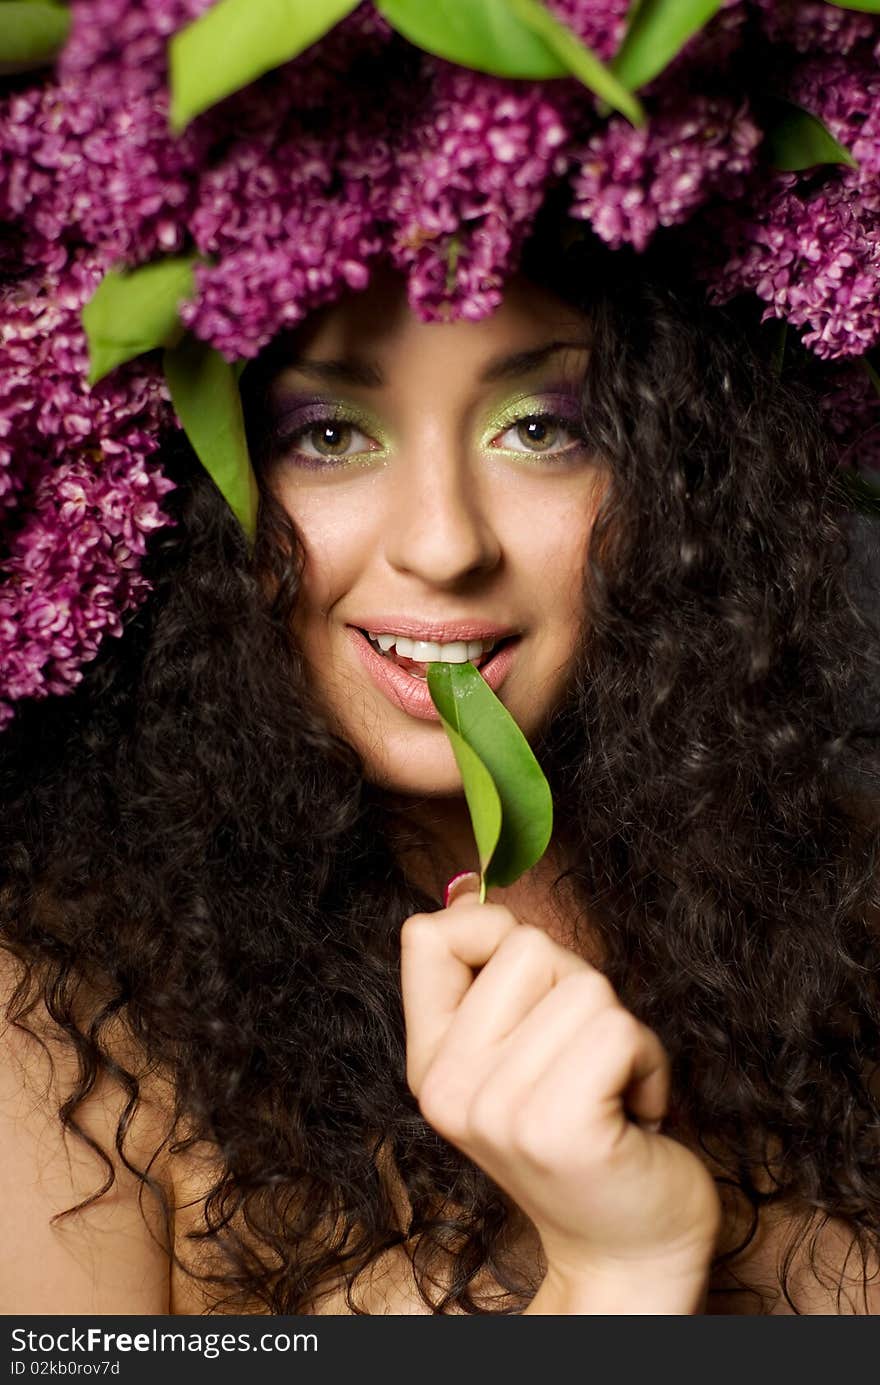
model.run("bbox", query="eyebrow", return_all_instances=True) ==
[279,339,589,389]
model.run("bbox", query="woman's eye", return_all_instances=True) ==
[492,414,583,456]
[292,421,375,459]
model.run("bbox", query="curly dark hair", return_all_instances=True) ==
[3,228,880,1316]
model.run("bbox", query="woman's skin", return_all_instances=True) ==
[266,268,611,935]
[3,270,876,1315]
[266,269,722,1312]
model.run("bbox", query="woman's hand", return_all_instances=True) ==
[400,875,721,1313]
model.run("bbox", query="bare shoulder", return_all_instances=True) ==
[0,947,177,1313]
[710,1198,880,1315]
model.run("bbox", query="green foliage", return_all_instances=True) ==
[437,723,503,902]
[376,0,566,77]
[765,99,857,172]
[427,660,554,901]
[611,0,724,92]
[164,336,259,545]
[82,257,196,385]
[0,1,70,75]
[825,1,880,13]
[378,0,643,124]
[168,0,361,132]
[505,0,643,123]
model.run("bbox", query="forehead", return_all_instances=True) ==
[285,267,589,374]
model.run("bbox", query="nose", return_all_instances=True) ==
[382,436,502,586]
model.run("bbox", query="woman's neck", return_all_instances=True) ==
[382,793,595,959]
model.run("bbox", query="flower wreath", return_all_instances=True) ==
[2,0,880,730]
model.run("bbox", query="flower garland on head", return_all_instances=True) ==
[2,0,880,731]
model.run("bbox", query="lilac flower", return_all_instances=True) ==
[785,54,880,186]
[569,92,761,252]
[0,445,172,728]
[544,0,630,61]
[0,0,210,266]
[388,63,573,320]
[2,0,880,729]
[179,105,391,358]
[0,253,175,724]
[704,169,880,360]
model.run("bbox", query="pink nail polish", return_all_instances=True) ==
[443,871,478,908]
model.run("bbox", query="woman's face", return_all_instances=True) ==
[263,269,608,796]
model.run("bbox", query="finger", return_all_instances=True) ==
[520,1008,670,1144]
[436,927,599,1072]
[444,871,481,907]
[461,967,622,1112]
[452,970,612,1149]
[400,896,519,1093]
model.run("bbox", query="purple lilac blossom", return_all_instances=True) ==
[0,251,175,725]
[2,0,880,725]
[569,92,762,252]
[785,54,880,187]
[0,0,210,267]
[180,106,392,359]
[545,0,629,59]
[704,170,880,360]
[387,64,574,320]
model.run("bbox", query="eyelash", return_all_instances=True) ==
[270,408,587,468]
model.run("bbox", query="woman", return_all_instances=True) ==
[2,225,880,1315]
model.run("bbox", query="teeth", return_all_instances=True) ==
[366,631,499,663]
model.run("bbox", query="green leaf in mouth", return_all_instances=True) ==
[427,659,554,903]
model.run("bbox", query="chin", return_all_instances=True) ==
[355,729,468,797]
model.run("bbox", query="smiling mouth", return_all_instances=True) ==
[357,629,517,679]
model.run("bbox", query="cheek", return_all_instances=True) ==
[276,486,376,618]
[519,484,603,622]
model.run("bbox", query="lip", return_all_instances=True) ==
[347,626,520,722]
[349,616,519,643]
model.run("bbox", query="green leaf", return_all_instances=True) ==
[169,0,361,132]
[378,0,642,123]
[427,660,554,898]
[436,722,503,903]
[506,0,644,125]
[611,0,723,92]
[825,1,880,13]
[82,257,197,386]
[0,1,70,75]
[164,335,259,544]
[377,0,565,77]
[765,99,857,172]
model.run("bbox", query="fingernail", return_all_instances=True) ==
[443,870,480,908]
